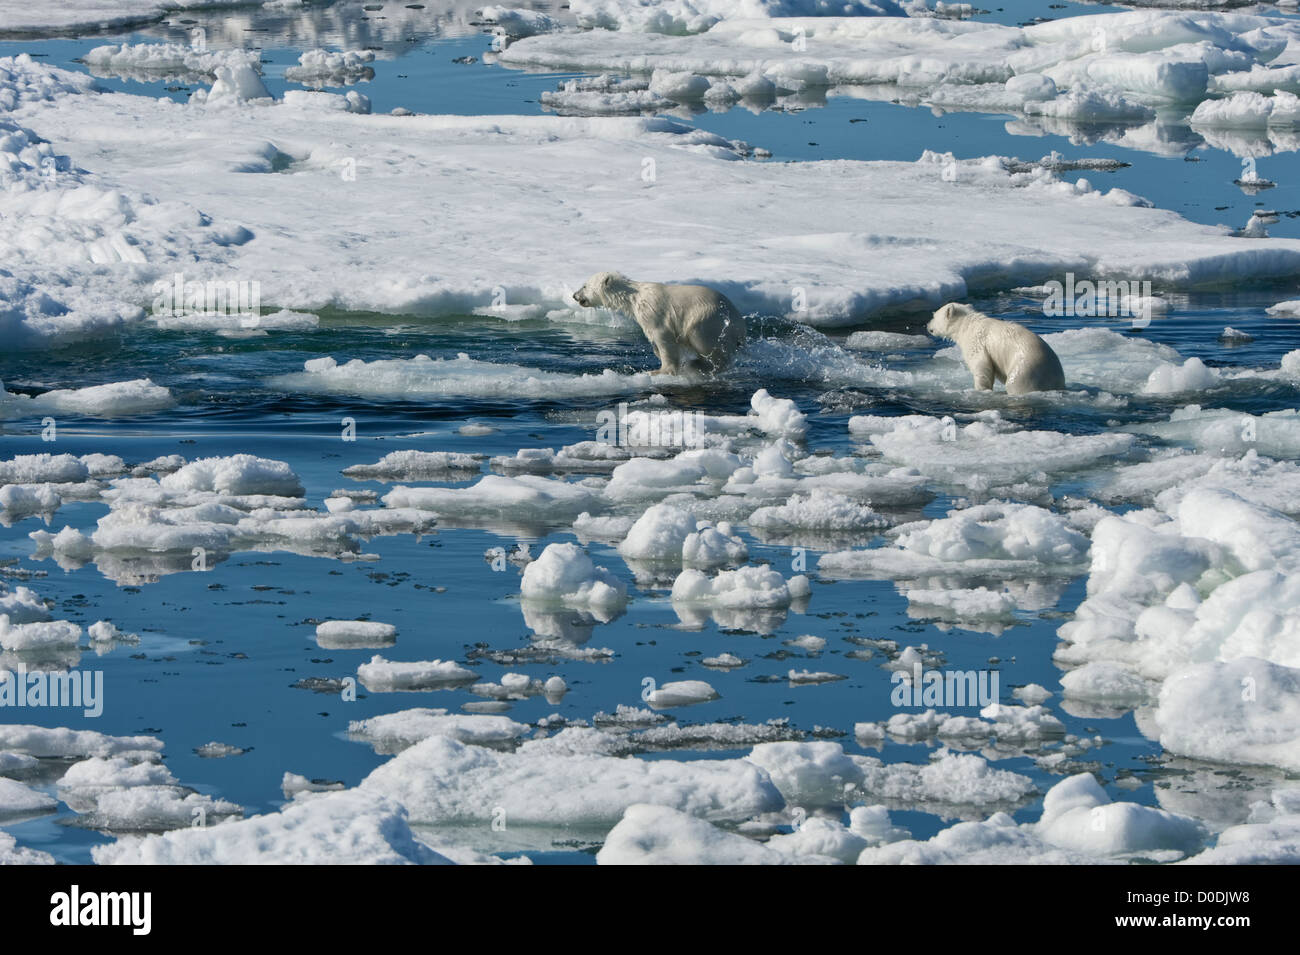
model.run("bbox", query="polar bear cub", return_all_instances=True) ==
[573,272,746,375]
[928,302,1066,394]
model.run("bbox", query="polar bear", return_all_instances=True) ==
[573,272,746,375]
[928,302,1066,394]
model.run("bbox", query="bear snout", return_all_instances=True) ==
[573,291,590,307]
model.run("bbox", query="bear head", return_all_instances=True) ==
[928,302,974,338]
[573,271,633,308]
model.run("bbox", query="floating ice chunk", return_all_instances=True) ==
[901,586,1018,619]
[520,542,628,610]
[1060,661,1156,705]
[787,668,846,685]
[571,0,904,33]
[856,751,1036,808]
[94,790,449,865]
[58,755,178,812]
[764,817,873,863]
[1156,658,1300,772]
[384,474,599,523]
[848,805,911,845]
[161,454,303,497]
[199,63,272,106]
[283,48,376,85]
[0,724,161,759]
[671,565,808,609]
[598,804,807,864]
[348,708,530,752]
[978,703,1067,742]
[745,741,864,805]
[1191,90,1300,128]
[1012,683,1052,705]
[281,773,346,798]
[87,620,138,646]
[1094,449,1300,513]
[702,652,747,668]
[844,330,932,351]
[785,634,825,651]
[747,489,887,533]
[1171,488,1300,575]
[0,751,37,774]
[1,379,175,417]
[0,615,81,651]
[649,70,712,101]
[606,449,744,500]
[1035,773,1206,860]
[1185,794,1300,864]
[84,42,262,79]
[572,512,636,542]
[194,742,245,759]
[821,502,1089,579]
[0,585,49,625]
[618,502,748,568]
[644,679,720,708]
[76,787,242,832]
[359,735,782,826]
[0,829,53,865]
[1126,405,1300,460]
[862,414,1136,491]
[315,620,398,649]
[273,353,653,399]
[1143,356,1220,394]
[357,655,478,692]
[0,454,89,485]
[857,812,1099,865]
[491,442,629,476]
[0,776,56,817]
[749,389,808,438]
[151,308,318,335]
[619,502,697,560]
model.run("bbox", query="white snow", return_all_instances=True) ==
[315,620,398,649]
[643,679,720,707]
[348,708,531,751]
[520,542,628,610]
[93,790,450,864]
[1155,658,1300,771]
[671,565,809,609]
[821,501,1090,579]
[358,734,782,826]
[618,503,747,566]
[356,655,478,692]
[0,776,56,816]
[7,50,1300,350]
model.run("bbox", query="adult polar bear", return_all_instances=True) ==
[572,272,745,375]
[928,303,1066,394]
